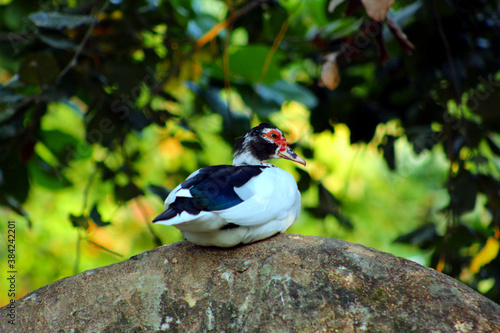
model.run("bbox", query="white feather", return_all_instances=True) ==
[154,210,227,232]
[175,188,192,198]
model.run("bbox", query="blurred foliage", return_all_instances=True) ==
[0,0,499,305]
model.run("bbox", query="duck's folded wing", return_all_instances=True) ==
[152,165,266,230]
[217,167,300,226]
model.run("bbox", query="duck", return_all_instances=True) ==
[152,123,305,247]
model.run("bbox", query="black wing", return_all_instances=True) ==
[152,165,267,222]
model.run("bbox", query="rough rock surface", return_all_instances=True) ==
[2,234,500,332]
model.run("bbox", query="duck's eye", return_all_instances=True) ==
[270,133,279,139]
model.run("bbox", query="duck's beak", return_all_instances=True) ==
[278,145,306,166]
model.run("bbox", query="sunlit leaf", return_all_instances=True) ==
[469,231,500,274]
[228,45,283,84]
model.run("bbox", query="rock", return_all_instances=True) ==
[2,234,500,332]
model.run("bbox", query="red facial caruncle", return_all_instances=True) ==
[263,129,288,151]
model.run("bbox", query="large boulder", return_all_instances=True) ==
[2,234,499,332]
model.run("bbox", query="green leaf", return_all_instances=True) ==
[29,12,93,29]
[40,130,91,165]
[227,45,284,84]
[18,54,60,85]
[305,0,330,26]
[90,204,111,227]
[28,155,72,189]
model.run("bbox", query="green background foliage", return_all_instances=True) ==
[1,0,499,306]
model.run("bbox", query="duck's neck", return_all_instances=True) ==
[233,150,268,166]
